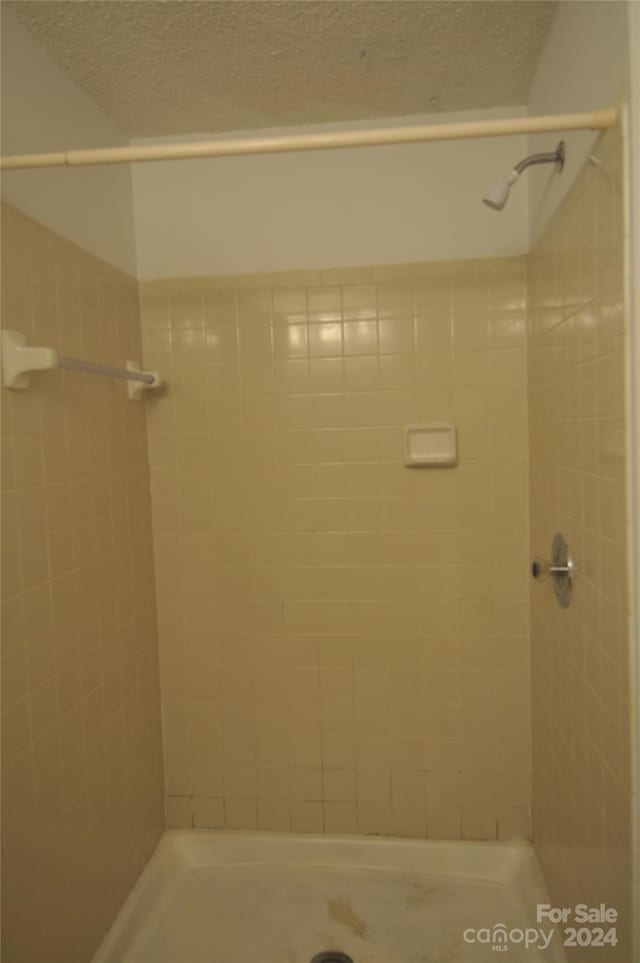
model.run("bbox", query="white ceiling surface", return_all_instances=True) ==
[7,0,557,138]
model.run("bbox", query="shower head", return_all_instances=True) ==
[483,170,519,211]
[483,140,565,212]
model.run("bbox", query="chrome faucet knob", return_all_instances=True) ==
[531,533,573,607]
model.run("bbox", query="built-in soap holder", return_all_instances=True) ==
[403,423,457,467]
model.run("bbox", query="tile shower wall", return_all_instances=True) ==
[1,205,164,963]
[528,127,632,961]
[141,255,531,840]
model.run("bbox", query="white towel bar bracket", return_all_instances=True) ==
[1,329,162,400]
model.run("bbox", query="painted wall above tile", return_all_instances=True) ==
[131,109,530,279]
[0,11,138,277]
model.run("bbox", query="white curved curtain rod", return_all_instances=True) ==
[0,109,618,170]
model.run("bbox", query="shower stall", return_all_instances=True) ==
[1,2,638,963]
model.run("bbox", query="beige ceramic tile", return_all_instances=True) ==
[528,128,632,961]
[86,130,629,963]
[1,204,164,963]
[140,252,531,842]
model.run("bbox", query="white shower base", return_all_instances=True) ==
[92,830,566,963]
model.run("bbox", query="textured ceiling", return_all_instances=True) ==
[6,0,557,137]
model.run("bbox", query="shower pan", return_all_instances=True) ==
[92,831,566,963]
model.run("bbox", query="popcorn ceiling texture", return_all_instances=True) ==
[7,0,557,137]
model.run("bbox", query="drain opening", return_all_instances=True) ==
[310,954,354,963]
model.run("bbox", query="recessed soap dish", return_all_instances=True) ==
[403,423,457,467]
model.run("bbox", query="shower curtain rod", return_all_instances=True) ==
[0,109,617,170]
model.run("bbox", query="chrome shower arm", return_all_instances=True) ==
[514,141,565,174]
[483,140,565,210]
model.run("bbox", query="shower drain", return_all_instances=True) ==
[310,954,354,963]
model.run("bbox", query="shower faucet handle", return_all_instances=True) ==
[531,558,574,579]
[531,532,574,608]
